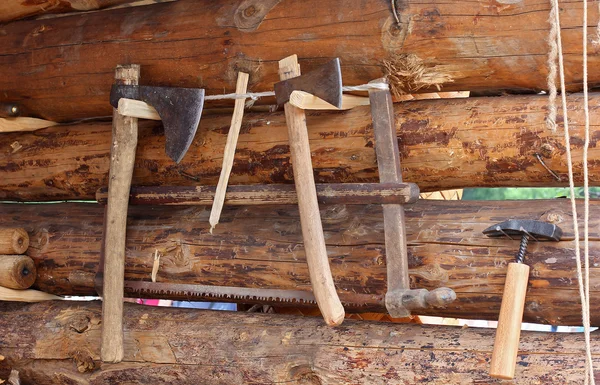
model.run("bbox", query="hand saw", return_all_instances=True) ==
[123,280,384,310]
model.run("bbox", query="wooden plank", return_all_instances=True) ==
[4,199,600,326]
[1,93,599,202]
[95,183,420,206]
[1,0,599,122]
[0,301,597,384]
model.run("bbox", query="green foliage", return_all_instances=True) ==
[462,187,600,200]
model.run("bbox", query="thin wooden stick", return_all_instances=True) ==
[209,72,249,233]
[0,286,62,302]
[118,98,160,120]
[0,118,57,133]
[289,91,369,110]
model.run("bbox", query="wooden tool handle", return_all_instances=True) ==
[279,55,344,326]
[490,262,530,379]
[0,228,29,254]
[101,64,140,363]
[0,255,36,289]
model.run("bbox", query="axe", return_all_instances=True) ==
[275,55,345,326]
[100,65,204,363]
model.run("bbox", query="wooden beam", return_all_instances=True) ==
[0,0,599,121]
[0,0,175,23]
[0,94,599,201]
[5,199,600,325]
[0,301,597,384]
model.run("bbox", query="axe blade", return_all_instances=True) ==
[274,58,343,108]
[110,85,205,163]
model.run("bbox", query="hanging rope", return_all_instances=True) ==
[548,0,595,382]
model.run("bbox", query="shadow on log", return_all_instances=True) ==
[2,198,599,325]
[0,301,597,384]
[1,94,599,201]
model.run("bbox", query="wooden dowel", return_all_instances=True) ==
[209,72,249,232]
[96,183,420,206]
[289,91,370,110]
[279,54,345,326]
[118,98,161,120]
[490,262,530,379]
[0,228,29,254]
[0,117,58,133]
[101,64,140,364]
[0,255,36,289]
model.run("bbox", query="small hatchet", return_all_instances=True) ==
[100,65,204,363]
[274,55,345,326]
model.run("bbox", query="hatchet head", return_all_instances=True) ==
[110,85,205,163]
[274,58,343,109]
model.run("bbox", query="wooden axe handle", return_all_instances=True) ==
[490,262,530,379]
[101,64,140,363]
[278,55,345,326]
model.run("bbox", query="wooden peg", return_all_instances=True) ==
[0,255,36,289]
[289,91,370,110]
[0,228,29,254]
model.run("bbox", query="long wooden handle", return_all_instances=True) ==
[101,64,140,363]
[490,262,530,379]
[279,55,344,326]
[0,228,29,254]
[0,255,36,289]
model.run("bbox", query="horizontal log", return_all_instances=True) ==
[0,0,175,23]
[1,0,599,121]
[0,301,597,384]
[96,183,420,205]
[4,198,600,326]
[1,94,599,201]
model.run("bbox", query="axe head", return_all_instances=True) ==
[110,85,205,163]
[274,58,343,108]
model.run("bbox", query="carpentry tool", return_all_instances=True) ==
[276,55,345,326]
[368,78,456,318]
[100,65,205,363]
[96,183,420,206]
[483,219,562,379]
[0,255,36,290]
[109,83,205,163]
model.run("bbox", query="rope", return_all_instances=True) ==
[546,4,559,131]
[203,82,389,101]
[549,1,595,382]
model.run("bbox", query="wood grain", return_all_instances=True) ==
[0,228,28,254]
[3,199,600,325]
[1,0,599,121]
[0,301,598,384]
[0,255,36,289]
[1,94,600,201]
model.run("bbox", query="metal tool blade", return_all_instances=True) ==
[483,219,563,241]
[123,281,383,309]
[110,85,205,163]
[274,58,343,108]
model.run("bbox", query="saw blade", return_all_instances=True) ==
[123,281,383,309]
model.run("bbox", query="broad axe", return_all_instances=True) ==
[99,64,204,363]
[275,55,345,326]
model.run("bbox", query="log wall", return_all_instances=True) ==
[3,198,598,325]
[2,94,599,201]
[0,301,597,384]
[0,0,599,121]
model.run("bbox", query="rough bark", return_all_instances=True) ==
[0,0,152,23]
[0,0,599,121]
[2,94,599,201]
[4,198,600,325]
[0,301,597,384]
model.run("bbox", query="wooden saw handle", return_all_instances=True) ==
[101,64,140,363]
[490,262,530,379]
[278,55,345,326]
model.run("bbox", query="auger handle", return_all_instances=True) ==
[490,262,530,379]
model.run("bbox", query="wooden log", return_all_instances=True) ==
[0,301,597,384]
[0,0,174,23]
[0,228,29,255]
[1,0,599,121]
[4,198,600,326]
[1,94,600,201]
[0,255,36,289]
